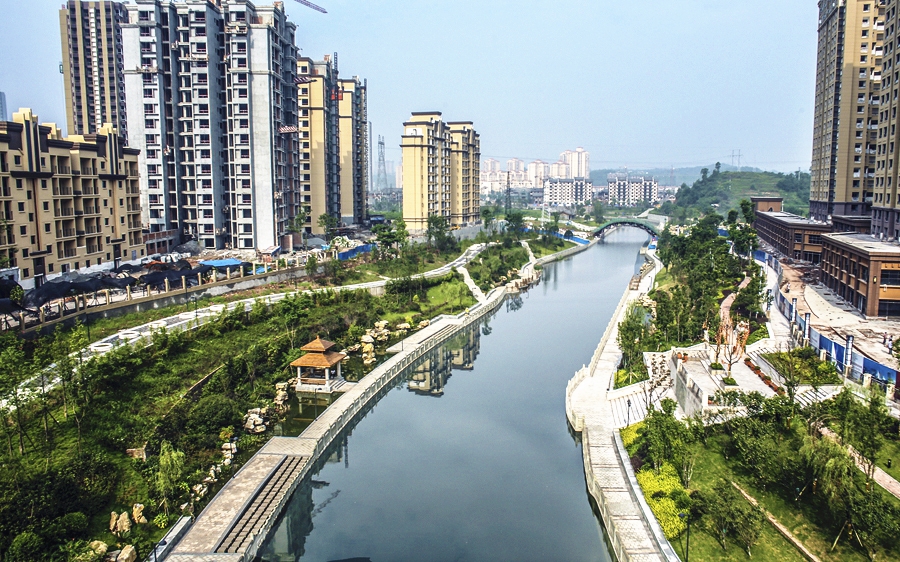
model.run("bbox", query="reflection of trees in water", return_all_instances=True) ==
[506,294,523,312]
[257,315,493,560]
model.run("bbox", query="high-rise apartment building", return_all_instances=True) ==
[810,0,883,221]
[0,91,7,122]
[120,0,299,253]
[297,55,340,235]
[338,76,368,226]
[543,177,592,207]
[561,147,589,178]
[549,159,570,179]
[527,160,549,189]
[0,109,143,290]
[59,1,129,138]
[401,112,479,231]
[608,173,658,206]
[449,122,480,225]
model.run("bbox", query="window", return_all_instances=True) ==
[794,233,802,243]
[17,202,25,212]
[881,269,900,286]
[243,209,252,218]
[808,234,823,245]
[14,155,20,165]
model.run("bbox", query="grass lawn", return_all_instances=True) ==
[653,266,676,292]
[689,434,873,562]
[380,278,476,324]
[614,368,648,389]
[877,437,900,482]
[529,239,577,258]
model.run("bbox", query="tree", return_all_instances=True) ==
[733,502,765,557]
[426,215,456,252]
[480,207,494,236]
[317,213,339,242]
[740,199,755,225]
[851,387,890,482]
[591,200,606,224]
[506,211,525,240]
[156,440,185,517]
[305,254,318,279]
[617,303,648,382]
[291,207,309,249]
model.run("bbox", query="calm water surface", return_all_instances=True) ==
[260,228,649,562]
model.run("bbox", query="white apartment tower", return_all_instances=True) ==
[121,0,299,253]
[561,147,589,178]
[608,173,658,206]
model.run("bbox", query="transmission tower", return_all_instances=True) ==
[375,135,389,191]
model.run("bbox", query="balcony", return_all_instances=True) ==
[53,186,73,196]
[61,249,77,258]
[57,228,76,238]
[84,207,99,215]
[55,208,75,217]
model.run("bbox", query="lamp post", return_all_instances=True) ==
[626,398,632,427]
[679,512,691,562]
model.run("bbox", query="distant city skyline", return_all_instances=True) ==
[1,0,817,173]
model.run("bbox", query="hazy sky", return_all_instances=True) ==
[0,0,817,173]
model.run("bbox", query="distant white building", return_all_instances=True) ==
[561,147,589,178]
[608,173,659,206]
[549,160,571,179]
[527,160,549,189]
[0,91,6,122]
[543,177,592,207]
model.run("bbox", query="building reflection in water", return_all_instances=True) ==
[256,318,486,561]
[407,321,481,396]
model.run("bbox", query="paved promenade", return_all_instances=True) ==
[566,249,677,562]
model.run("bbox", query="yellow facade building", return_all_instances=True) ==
[810,0,884,221]
[401,112,479,231]
[0,109,143,290]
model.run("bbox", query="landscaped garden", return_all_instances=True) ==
[623,388,900,562]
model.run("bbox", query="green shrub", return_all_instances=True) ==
[709,362,724,370]
[636,463,687,539]
[620,421,645,452]
[722,376,738,386]
[7,531,43,561]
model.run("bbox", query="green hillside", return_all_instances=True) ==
[656,165,809,218]
[590,163,764,187]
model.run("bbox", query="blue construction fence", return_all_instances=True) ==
[337,244,375,261]
[755,251,898,387]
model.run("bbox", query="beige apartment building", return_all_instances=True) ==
[338,77,368,226]
[0,109,143,290]
[297,56,340,236]
[401,112,480,231]
[448,122,480,225]
[59,0,128,138]
[810,0,883,221]
[870,0,900,237]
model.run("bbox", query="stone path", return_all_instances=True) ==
[457,266,485,303]
[731,483,822,562]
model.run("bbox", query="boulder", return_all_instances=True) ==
[109,512,118,532]
[89,541,108,557]
[360,334,375,343]
[397,322,411,330]
[417,320,430,328]
[275,382,289,391]
[105,550,121,562]
[362,343,375,354]
[132,503,147,525]
[374,320,389,329]
[116,545,137,562]
[115,511,132,535]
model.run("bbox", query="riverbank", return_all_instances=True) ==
[566,248,678,562]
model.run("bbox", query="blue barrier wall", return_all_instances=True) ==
[755,252,898,386]
[337,244,375,261]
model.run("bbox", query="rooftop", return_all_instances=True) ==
[756,211,832,229]
[822,232,900,255]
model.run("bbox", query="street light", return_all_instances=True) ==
[679,512,691,562]
[626,398,632,427]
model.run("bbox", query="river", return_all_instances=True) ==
[258,228,649,562]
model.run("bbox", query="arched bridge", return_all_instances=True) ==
[593,218,659,238]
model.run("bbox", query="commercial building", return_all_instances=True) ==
[810,0,883,221]
[120,0,300,253]
[820,232,900,316]
[0,109,143,290]
[753,211,832,264]
[749,196,783,214]
[337,76,368,226]
[401,112,479,231]
[59,1,129,138]
[542,177,592,207]
[607,173,659,206]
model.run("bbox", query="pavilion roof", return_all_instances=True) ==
[291,350,346,369]
[300,336,336,353]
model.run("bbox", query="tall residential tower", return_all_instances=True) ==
[810,0,883,221]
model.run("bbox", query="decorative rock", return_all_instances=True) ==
[115,511,132,536]
[132,503,147,525]
[109,512,118,532]
[417,320,430,328]
[275,382,289,391]
[89,541,108,557]
[397,322,411,330]
[360,334,375,343]
[362,343,375,354]
[374,320,389,329]
[224,458,233,466]
[105,550,121,562]
[116,545,137,562]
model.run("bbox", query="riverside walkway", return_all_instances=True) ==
[565,248,677,562]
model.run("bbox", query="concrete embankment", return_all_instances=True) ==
[565,248,679,562]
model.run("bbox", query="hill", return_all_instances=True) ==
[589,163,765,187]
[656,165,809,218]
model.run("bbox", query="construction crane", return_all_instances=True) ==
[290,0,327,13]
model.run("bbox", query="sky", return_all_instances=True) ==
[0,0,818,173]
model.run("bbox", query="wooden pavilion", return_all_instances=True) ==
[291,336,347,392]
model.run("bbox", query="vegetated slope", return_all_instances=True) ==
[658,167,810,217]
[590,163,763,188]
